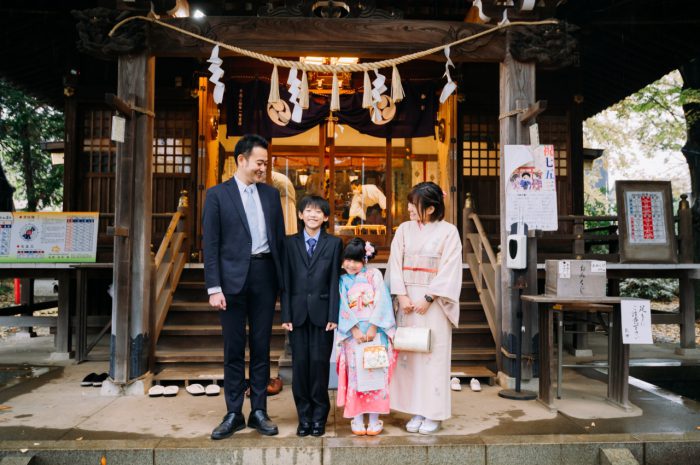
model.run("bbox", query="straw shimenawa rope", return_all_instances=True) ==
[109,15,559,74]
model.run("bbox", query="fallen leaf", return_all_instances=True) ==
[0,405,12,411]
[33,443,40,446]
[75,437,83,441]
[20,449,28,453]
[591,422,596,427]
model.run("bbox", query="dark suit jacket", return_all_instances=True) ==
[202,178,285,295]
[281,230,342,327]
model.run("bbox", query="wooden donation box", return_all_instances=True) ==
[545,260,607,297]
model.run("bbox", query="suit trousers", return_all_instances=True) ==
[290,318,334,424]
[221,257,277,414]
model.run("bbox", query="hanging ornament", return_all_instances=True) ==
[499,9,510,26]
[371,70,387,123]
[362,71,372,109]
[207,45,225,104]
[391,65,405,103]
[439,46,457,104]
[286,66,303,123]
[473,0,491,22]
[268,64,280,104]
[330,72,340,112]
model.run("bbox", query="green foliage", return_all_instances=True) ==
[0,79,64,211]
[620,278,679,302]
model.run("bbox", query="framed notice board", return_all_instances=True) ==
[616,180,677,263]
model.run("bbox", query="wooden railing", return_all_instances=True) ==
[462,193,499,347]
[151,190,190,343]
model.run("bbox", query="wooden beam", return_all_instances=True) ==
[149,17,505,62]
[519,100,547,126]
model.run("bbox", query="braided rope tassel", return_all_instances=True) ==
[391,65,405,103]
[268,65,280,104]
[330,72,340,112]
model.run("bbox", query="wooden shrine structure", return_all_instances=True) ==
[1,0,700,388]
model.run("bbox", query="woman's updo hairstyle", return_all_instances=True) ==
[342,237,376,263]
[407,181,445,222]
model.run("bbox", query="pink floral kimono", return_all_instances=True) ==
[336,267,397,418]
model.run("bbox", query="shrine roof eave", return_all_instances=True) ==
[148,16,505,63]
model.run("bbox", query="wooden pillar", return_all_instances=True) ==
[111,51,155,384]
[63,96,79,212]
[499,41,536,378]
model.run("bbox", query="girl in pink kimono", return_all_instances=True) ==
[389,182,462,434]
[336,238,397,436]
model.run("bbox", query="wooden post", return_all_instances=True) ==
[679,194,693,263]
[463,193,474,259]
[111,51,155,384]
[499,39,536,378]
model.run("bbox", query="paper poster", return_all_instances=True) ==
[591,261,607,273]
[625,191,667,244]
[558,260,571,279]
[0,212,99,263]
[621,299,653,344]
[505,145,558,231]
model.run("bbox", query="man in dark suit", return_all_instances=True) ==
[203,134,285,439]
[281,195,342,437]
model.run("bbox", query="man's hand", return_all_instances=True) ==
[209,292,226,310]
[397,295,414,314]
[281,322,293,332]
[325,322,337,331]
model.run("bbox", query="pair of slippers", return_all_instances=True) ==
[80,372,109,387]
[148,385,180,397]
[185,383,221,396]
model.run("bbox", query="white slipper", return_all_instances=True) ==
[186,384,205,396]
[205,384,221,396]
[470,378,482,392]
[450,377,462,391]
[163,385,179,397]
[148,385,165,397]
[418,419,440,435]
[405,415,424,433]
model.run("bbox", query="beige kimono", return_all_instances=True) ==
[388,220,462,421]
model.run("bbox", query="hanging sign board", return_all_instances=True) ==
[505,144,558,231]
[621,299,653,344]
[0,212,99,263]
[615,181,677,263]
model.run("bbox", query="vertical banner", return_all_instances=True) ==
[505,145,558,231]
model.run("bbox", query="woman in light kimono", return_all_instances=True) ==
[388,182,462,434]
[336,238,397,436]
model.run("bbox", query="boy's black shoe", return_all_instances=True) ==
[80,373,98,386]
[311,421,325,437]
[296,422,312,437]
[211,412,246,440]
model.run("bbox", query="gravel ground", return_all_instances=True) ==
[651,298,700,345]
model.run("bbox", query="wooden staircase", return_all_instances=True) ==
[153,266,287,382]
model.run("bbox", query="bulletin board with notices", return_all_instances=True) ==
[615,181,677,263]
[0,212,99,263]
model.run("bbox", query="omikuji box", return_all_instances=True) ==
[545,260,607,297]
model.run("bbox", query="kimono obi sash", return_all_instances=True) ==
[346,282,375,319]
[402,254,439,286]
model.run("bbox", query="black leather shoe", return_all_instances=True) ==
[296,421,312,437]
[247,409,279,436]
[311,421,325,437]
[211,412,246,440]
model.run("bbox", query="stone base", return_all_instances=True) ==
[100,376,151,397]
[600,447,640,465]
[496,371,539,392]
[674,347,700,356]
[49,351,73,361]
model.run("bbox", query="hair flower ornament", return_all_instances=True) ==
[364,241,375,260]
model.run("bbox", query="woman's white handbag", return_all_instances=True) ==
[393,326,431,353]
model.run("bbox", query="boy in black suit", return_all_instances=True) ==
[281,195,342,437]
